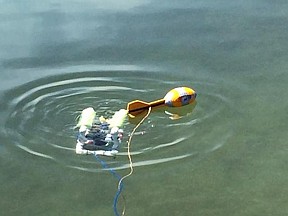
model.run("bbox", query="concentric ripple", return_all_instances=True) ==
[1,66,241,172]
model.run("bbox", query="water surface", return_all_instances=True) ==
[1,1,288,216]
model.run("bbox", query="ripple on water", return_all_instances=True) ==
[1,66,239,172]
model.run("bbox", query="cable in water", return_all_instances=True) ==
[117,107,152,197]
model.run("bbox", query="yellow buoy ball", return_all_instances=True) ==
[164,87,197,107]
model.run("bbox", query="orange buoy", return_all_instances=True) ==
[164,87,197,107]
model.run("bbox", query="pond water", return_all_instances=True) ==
[1,1,288,216]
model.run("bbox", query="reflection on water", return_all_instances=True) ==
[1,1,288,216]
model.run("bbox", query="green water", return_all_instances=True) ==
[1,1,288,215]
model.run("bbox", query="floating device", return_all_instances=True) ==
[127,86,196,117]
[76,107,96,128]
[75,108,127,156]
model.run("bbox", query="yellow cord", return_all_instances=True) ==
[118,107,152,215]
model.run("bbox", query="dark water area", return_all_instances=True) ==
[1,1,288,216]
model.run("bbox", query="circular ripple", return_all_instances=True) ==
[1,66,240,172]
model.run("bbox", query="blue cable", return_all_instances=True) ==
[93,153,124,216]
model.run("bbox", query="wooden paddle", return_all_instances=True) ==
[127,98,165,117]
